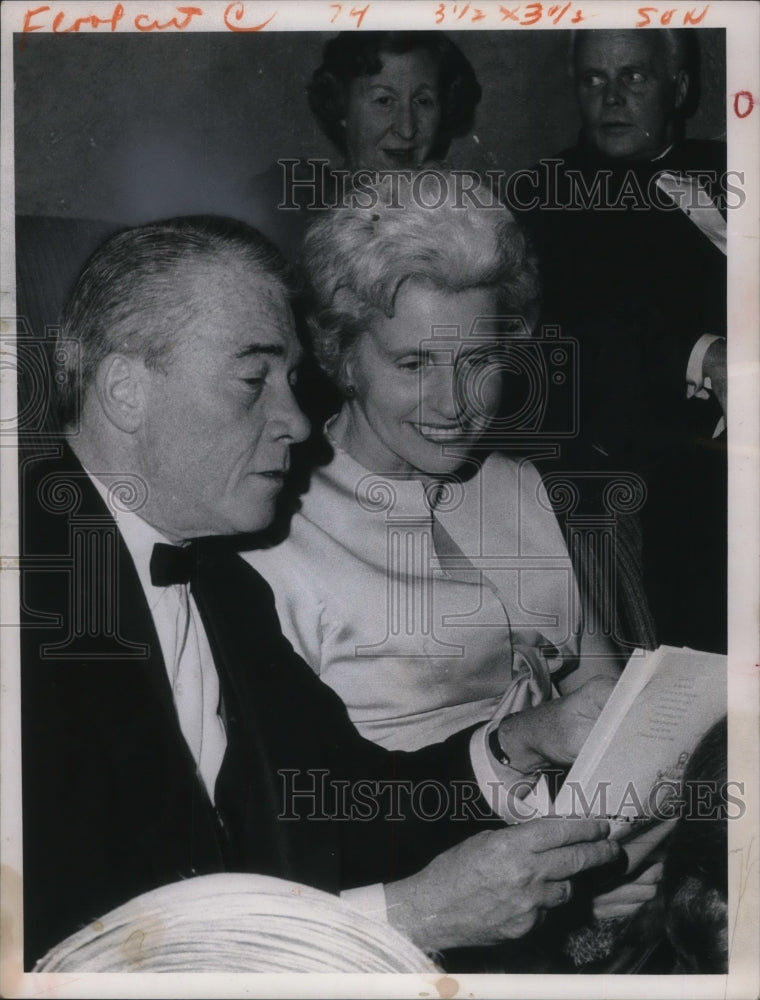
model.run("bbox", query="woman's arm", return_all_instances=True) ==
[556,628,625,695]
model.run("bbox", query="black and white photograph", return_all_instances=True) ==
[1,1,758,996]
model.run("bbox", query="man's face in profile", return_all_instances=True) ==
[574,31,687,161]
[135,256,310,541]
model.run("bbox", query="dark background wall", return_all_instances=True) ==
[14,29,726,225]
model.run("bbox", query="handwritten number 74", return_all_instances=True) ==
[329,4,370,27]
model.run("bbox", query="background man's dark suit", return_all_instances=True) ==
[515,138,728,652]
[20,443,498,968]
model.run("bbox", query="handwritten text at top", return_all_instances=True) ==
[19,1,717,35]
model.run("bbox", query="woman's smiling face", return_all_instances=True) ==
[344,49,442,171]
[342,280,505,477]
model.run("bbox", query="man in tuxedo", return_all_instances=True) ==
[19,216,620,969]
[514,29,728,653]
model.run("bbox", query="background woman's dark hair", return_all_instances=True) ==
[307,31,482,161]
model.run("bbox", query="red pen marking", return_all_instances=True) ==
[733,91,756,119]
[636,5,710,28]
[22,3,125,34]
[134,6,203,31]
[223,2,276,31]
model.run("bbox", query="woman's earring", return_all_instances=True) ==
[344,384,357,399]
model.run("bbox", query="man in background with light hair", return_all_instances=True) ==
[514,28,728,655]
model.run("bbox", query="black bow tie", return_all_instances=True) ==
[150,542,197,586]
[150,537,242,587]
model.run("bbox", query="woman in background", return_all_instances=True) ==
[248,32,482,260]
[246,173,622,754]
[308,30,481,173]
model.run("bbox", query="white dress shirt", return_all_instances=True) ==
[89,473,227,800]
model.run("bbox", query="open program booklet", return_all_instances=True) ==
[523,646,727,855]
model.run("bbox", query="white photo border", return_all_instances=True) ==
[1,1,757,997]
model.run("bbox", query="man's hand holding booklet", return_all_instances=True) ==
[520,645,727,872]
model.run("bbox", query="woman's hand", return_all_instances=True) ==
[557,627,624,694]
[385,818,620,952]
[591,860,663,921]
[495,674,617,774]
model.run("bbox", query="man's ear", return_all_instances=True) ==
[94,354,147,433]
[674,69,689,111]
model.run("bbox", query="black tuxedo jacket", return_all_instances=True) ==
[515,139,727,452]
[513,139,728,652]
[20,444,498,967]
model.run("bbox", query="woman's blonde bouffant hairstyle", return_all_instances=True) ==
[300,171,540,393]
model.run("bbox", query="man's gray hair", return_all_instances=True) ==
[56,216,291,428]
[300,172,540,393]
[568,28,693,80]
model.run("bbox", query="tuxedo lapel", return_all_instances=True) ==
[187,542,295,876]
[23,443,199,776]
[21,444,228,965]
[172,537,356,891]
